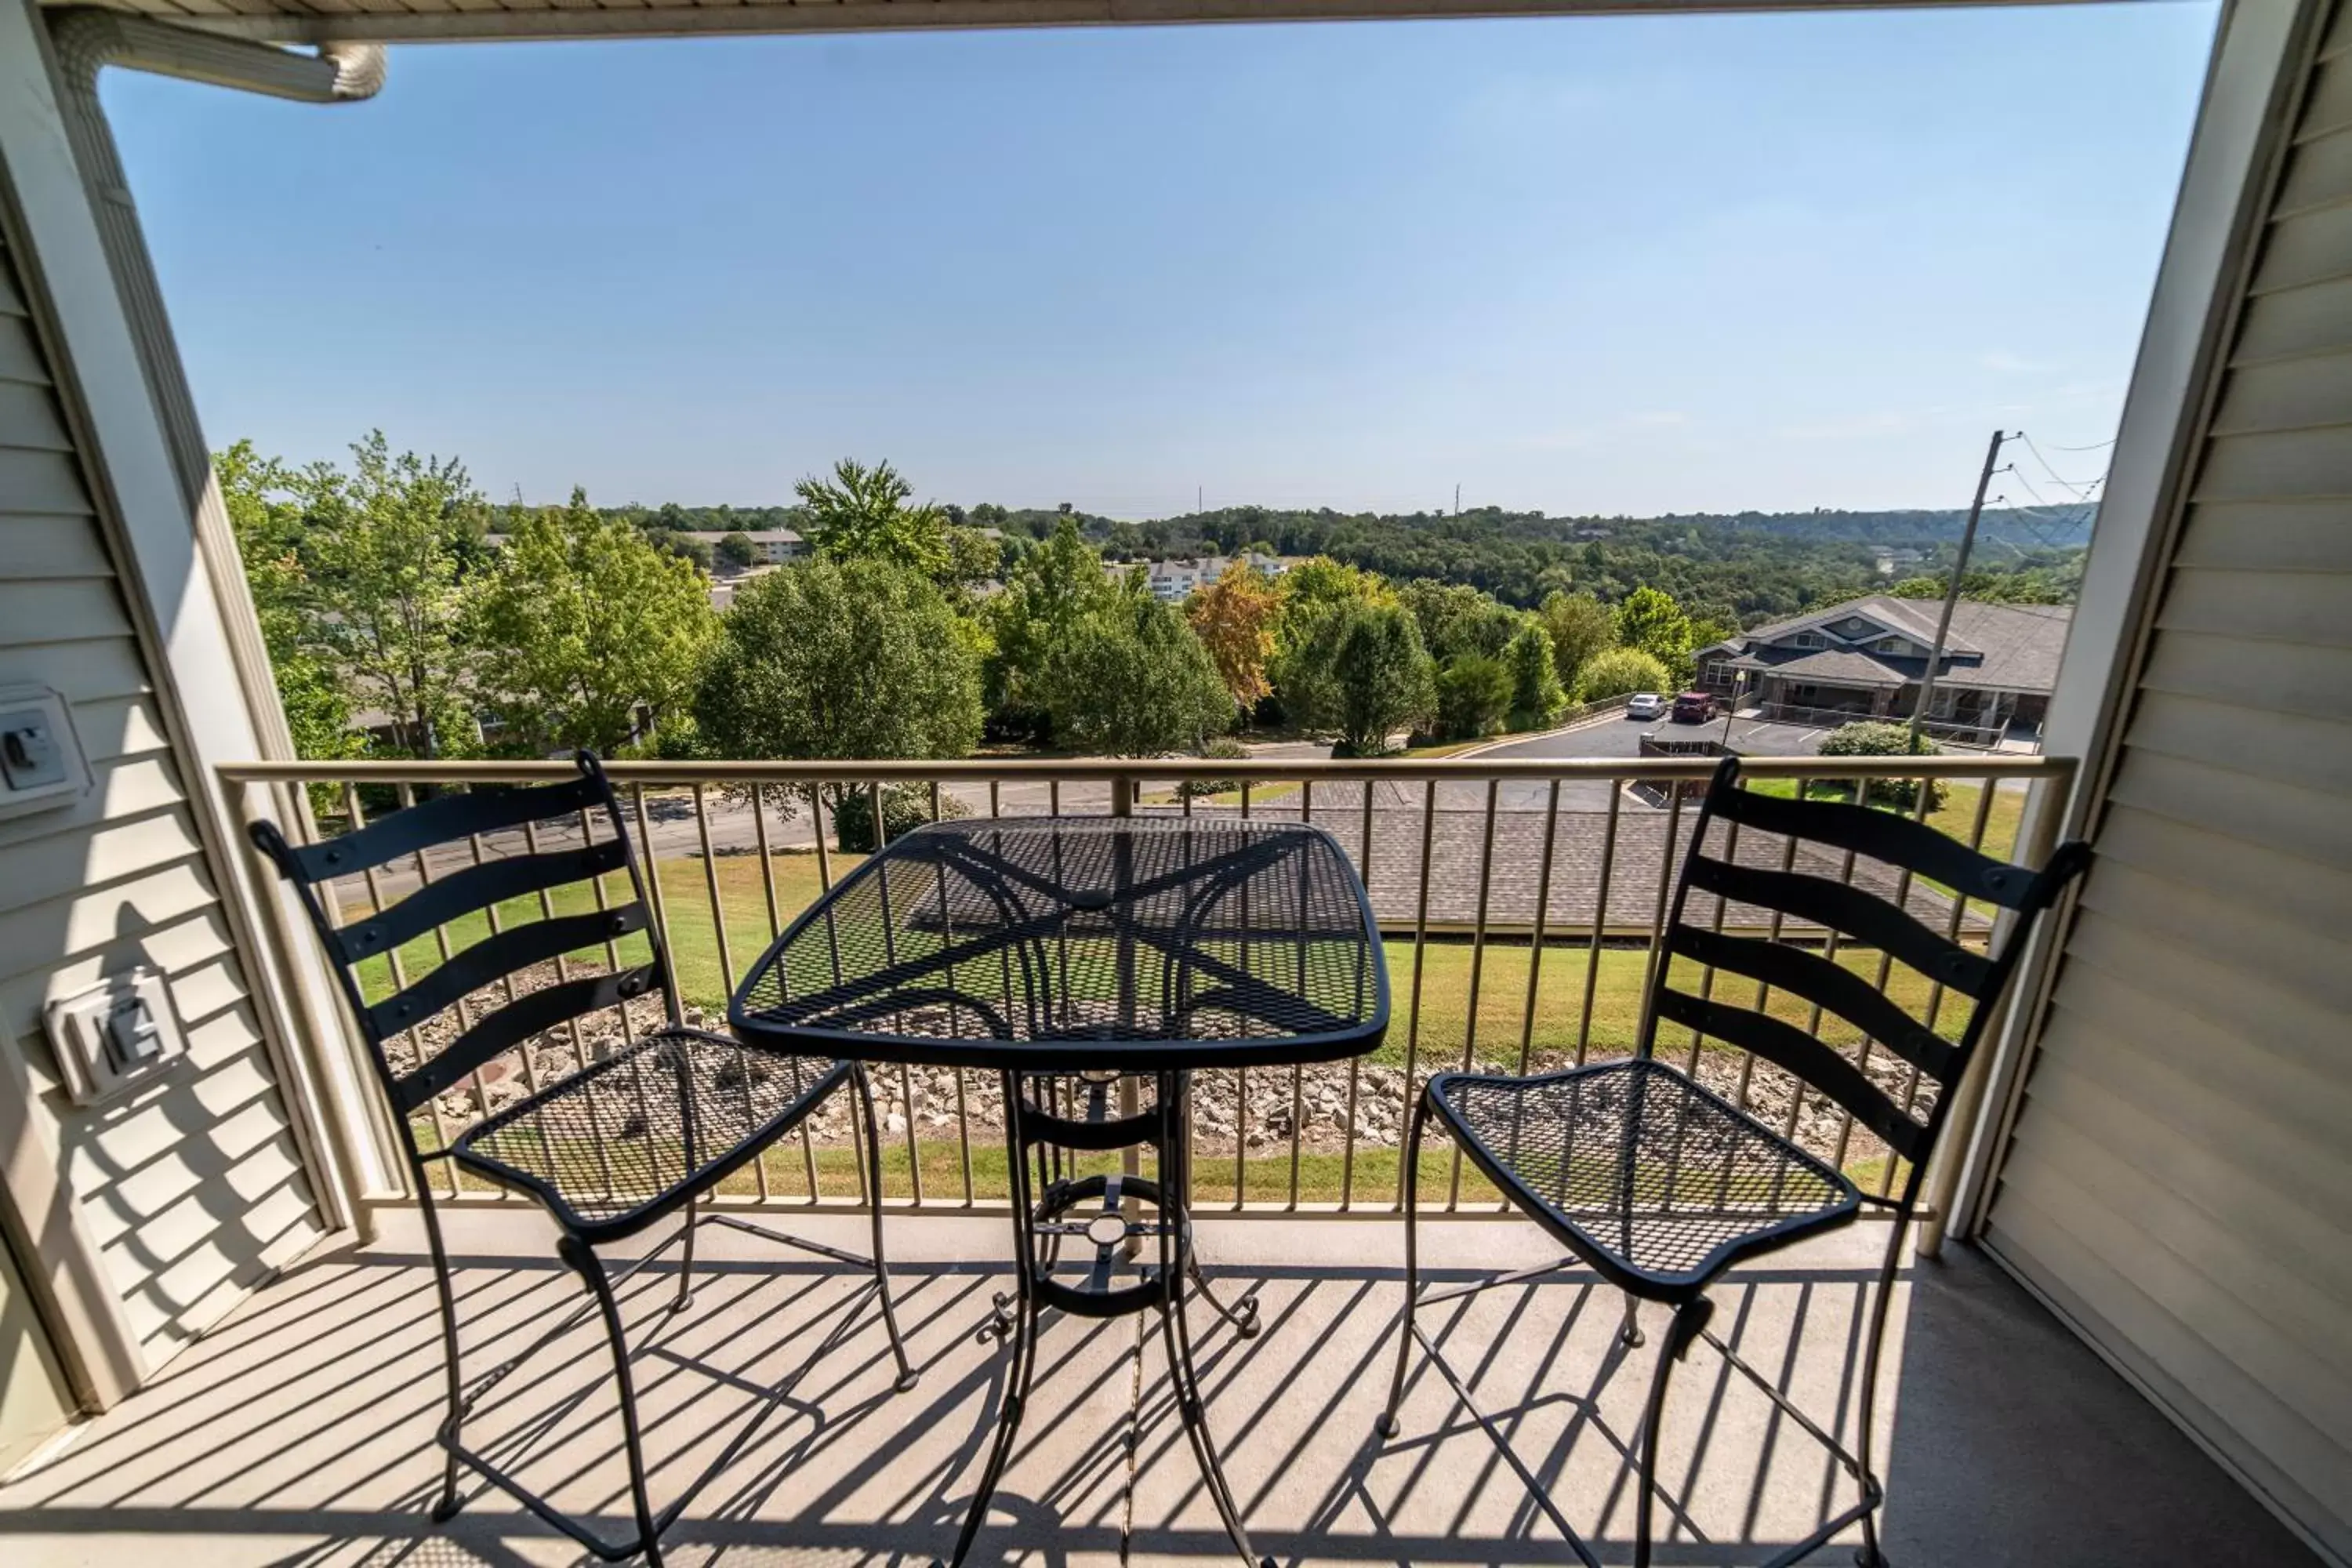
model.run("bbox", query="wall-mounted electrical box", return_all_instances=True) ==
[44,969,187,1105]
[0,685,90,823]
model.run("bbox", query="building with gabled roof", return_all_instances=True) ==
[1694,594,2071,743]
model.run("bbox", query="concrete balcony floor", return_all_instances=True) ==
[0,1207,2313,1567]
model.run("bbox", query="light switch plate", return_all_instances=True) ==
[44,969,186,1106]
[0,685,89,823]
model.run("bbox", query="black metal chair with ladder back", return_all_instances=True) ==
[1377,754,2089,1568]
[249,751,915,1566]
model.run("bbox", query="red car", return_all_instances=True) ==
[1670,691,1717,723]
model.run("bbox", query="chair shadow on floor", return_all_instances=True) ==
[0,1220,2314,1568]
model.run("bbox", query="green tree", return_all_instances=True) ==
[1399,579,1520,663]
[983,519,1122,734]
[1042,597,1233,756]
[693,557,982,764]
[1269,557,1395,725]
[1613,586,1696,682]
[1537,590,1617,690]
[941,526,1004,593]
[1577,646,1674,702]
[297,431,482,757]
[471,490,720,755]
[1297,601,1435,756]
[716,531,757,568]
[1432,653,1512,741]
[214,441,364,768]
[1503,623,1566,730]
[796,458,949,575]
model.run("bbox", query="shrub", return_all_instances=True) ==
[1576,647,1674,702]
[1175,735,1250,799]
[1433,653,1513,741]
[1816,720,1946,811]
[830,782,969,853]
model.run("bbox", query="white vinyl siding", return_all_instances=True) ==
[0,225,321,1368]
[1984,6,2352,1559]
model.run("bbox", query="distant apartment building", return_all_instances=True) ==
[1145,550,1288,602]
[738,528,808,564]
[1694,594,2070,743]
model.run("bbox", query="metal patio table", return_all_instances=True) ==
[728,813,1389,1568]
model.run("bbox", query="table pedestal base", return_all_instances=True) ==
[932,1069,1272,1568]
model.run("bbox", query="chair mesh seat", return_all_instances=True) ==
[452,1028,847,1236]
[1432,1059,1858,1292]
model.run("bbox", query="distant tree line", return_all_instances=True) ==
[223,436,2072,778]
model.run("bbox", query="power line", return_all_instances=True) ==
[2015,431,2105,498]
[2047,436,2118,452]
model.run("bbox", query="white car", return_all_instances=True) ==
[1624,693,1666,720]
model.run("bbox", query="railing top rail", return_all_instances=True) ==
[220,753,2078,786]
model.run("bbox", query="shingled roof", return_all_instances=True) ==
[1704,596,2071,695]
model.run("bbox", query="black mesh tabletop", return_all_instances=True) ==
[728,817,1388,1071]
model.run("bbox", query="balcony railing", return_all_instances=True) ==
[217,751,2071,1232]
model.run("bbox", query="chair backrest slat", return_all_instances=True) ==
[1708,779,2044,910]
[1668,921,1956,1080]
[366,903,652,1042]
[393,964,660,1115]
[1682,854,1994,998]
[1651,988,1929,1163]
[249,753,682,1152]
[331,836,630,963]
[277,773,611,884]
[1642,757,2089,1206]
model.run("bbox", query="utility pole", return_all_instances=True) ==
[1907,429,2012,751]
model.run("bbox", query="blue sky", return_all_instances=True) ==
[107,4,2217,518]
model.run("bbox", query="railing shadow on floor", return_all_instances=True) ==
[0,1225,2312,1568]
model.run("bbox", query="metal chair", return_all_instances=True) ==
[1377,755,2089,1568]
[249,752,914,1566]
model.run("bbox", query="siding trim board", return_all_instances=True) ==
[1977,0,2352,1559]
[0,1,335,1423]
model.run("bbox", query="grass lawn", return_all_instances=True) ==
[1740,775,2027,876]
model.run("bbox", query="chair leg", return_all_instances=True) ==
[1377,1088,1432,1439]
[1632,1295,1715,1568]
[1620,1291,1646,1349]
[855,1065,919,1392]
[419,1188,468,1525]
[561,1233,666,1568]
[1850,1222,1906,1568]
[672,1189,698,1315]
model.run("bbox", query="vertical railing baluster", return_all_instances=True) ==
[1287,779,1312,1209]
[554,811,627,1201]
[1630,786,1687,1062]
[750,783,820,1200]
[1340,767,1376,1210]
[392,782,507,1201]
[1515,779,1563,1078]
[1888,769,2001,1197]
[1575,786,1623,1065]
[1502,777,1563,1211]
[688,783,768,1202]
[1446,779,1502,1208]
[343,784,459,1200]
[928,779,975,1207]
[865,779,924,1206]
[1396,779,1439,1211]
[1730,775,1806,1120]
[1837,768,1940,1181]
[1683,809,1744,1074]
